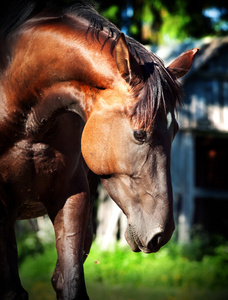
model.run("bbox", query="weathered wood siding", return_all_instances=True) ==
[171,38,228,242]
[179,41,228,132]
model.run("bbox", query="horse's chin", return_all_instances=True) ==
[127,239,158,254]
[124,224,138,251]
[125,225,151,254]
[127,240,141,253]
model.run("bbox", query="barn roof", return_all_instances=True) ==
[151,37,228,81]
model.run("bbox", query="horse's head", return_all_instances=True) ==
[82,34,198,253]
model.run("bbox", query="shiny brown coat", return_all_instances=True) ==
[0,2,198,299]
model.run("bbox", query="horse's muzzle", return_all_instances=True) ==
[125,223,174,253]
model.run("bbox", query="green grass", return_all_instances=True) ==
[86,284,228,300]
[18,238,228,300]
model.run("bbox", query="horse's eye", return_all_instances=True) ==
[133,130,147,142]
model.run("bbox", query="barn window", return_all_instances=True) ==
[194,197,228,238]
[195,135,228,189]
[194,135,228,238]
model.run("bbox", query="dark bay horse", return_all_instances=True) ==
[0,1,198,299]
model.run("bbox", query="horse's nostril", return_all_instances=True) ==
[147,232,163,250]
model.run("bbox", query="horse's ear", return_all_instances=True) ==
[167,48,199,79]
[115,33,131,80]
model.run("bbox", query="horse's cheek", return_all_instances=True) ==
[81,116,112,175]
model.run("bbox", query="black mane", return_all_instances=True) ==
[0,1,97,36]
[0,0,44,36]
[0,0,182,130]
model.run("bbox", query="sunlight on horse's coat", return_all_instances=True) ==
[0,1,198,299]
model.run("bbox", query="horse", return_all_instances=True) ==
[0,1,198,299]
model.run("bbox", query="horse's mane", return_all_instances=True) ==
[0,0,182,130]
[125,37,182,130]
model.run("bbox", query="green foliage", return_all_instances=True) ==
[101,5,120,25]
[160,12,191,42]
[19,245,57,282]
[180,227,228,261]
[17,232,44,264]
[99,0,228,44]
[16,218,55,264]
[84,237,228,290]
[19,245,57,300]
[18,233,228,299]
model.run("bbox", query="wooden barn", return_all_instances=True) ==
[96,37,228,248]
[171,37,228,242]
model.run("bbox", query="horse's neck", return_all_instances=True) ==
[0,15,132,140]
[0,22,115,127]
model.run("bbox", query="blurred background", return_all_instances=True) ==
[16,0,228,299]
